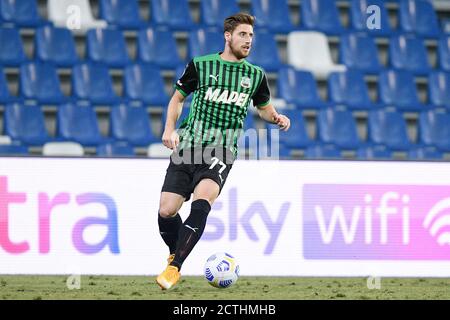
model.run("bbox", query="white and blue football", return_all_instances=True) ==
[204,252,240,288]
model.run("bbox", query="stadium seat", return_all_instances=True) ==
[300,0,345,35]
[147,143,173,158]
[378,69,424,111]
[339,32,382,74]
[0,0,44,27]
[442,19,450,34]
[438,35,450,72]
[0,144,28,155]
[350,0,393,37]
[419,110,450,151]
[188,28,223,59]
[97,142,135,157]
[19,62,66,104]
[389,34,431,76]
[42,141,84,156]
[57,102,102,146]
[99,0,144,29]
[428,71,450,110]
[356,145,393,160]
[72,62,120,105]
[328,69,375,110]
[0,27,26,67]
[267,109,313,149]
[250,0,294,34]
[246,30,282,72]
[124,63,169,106]
[408,146,443,160]
[318,107,361,149]
[368,109,413,150]
[200,0,240,29]
[110,103,159,146]
[305,144,342,159]
[4,103,50,145]
[277,67,327,109]
[48,0,107,34]
[0,68,13,103]
[150,0,195,31]
[287,31,346,79]
[137,28,181,69]
[399,0,440,38]
[35,26,78,67]
[86,28,130,68]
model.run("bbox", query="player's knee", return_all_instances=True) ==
[158,205,178,218]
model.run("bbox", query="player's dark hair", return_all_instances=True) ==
[223,12,255,33]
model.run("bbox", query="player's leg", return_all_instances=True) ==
[169,179,219,271]
[158,191,185,263]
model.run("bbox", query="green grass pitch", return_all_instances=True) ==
[0,276,449,300]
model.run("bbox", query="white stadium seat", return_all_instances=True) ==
[42,142,84,156]
[287,31,346,80]
[147,143,173,158]
[47,0,107,34]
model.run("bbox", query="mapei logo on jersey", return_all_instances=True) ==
[204,87,250,107]
[240,76,252,88]
[302,184,450,260]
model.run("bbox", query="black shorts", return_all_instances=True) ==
[161,147,235,201]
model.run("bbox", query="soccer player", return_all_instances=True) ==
[156,12,291,290]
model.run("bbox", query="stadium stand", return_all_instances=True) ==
[339,32,382,74]
[86,28,130,68]
[300,0,344,35]
[389,34,432,76]
[246,30,282,72]
[428,70,450,110]
[250,0,294,34]
[0,0,44,27]
[188,28,224,59]
[349,0,393,37]
[200,0,240,29]
[150,0,195,31]
[35,26,79,67]
[399,0,440,38]
[0,68,13,103]
[419,110,450,152]
[317,107,361,149]
[99,0,144,30]
[0,27,27,67]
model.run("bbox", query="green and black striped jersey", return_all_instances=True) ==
[174,52,271,157]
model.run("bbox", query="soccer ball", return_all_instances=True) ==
[204,252,240,288]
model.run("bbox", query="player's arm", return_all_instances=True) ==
[162,60,198,150]
[252,73,290,131]
[162,91,185,150]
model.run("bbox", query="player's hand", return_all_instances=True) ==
[162,128,180,150]
[274,114,290,131]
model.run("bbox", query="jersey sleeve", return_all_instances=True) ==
[252,73,271,108]
[174,60,198,97]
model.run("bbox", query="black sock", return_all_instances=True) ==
[158,213,182,254]
[171,199,211,270]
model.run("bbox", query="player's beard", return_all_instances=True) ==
[229,39,250,60]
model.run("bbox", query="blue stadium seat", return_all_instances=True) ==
[99,0,144,29]
[0,68,13,103]
[200,0,239,29]
[267,109,313,149]
[97,142,135,157]
[301,0,344,35]
[438,35,450,72]
[305,144,342,159]
[72,62,120,105]
[428,71,450,110]
[110,103,159,146]
[0,144,28,155]
[378,69,424,111]
[368,109,412,150]
[339,32,382,74]
[0,27,26,67]
[246,30,282,72]
[188,28,223,59]
[137,28,181,69]
[328,69,375,110]
[389,34,431,76]
[4,103,50,145]
[35,26,78,67]
[251,0,294,34]
[19,62,66,104]
[350,0,393,37]
[277,67,327,109]
[356,145,393,159]
[419,110,450,151]
[0,0,44,27]
[399,0,440,38]
[87,28,130,68]
[408,146,443,160]
[57,102,102,146]
[150,0,195,31]
[318,107,361,149]
[124,63,169,106]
